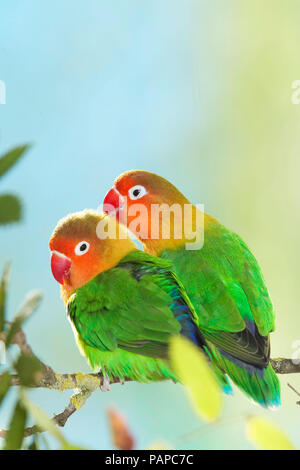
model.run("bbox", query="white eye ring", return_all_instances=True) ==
[75,241,90,256]
[128,185,147,200]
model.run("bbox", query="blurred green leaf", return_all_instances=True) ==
[15,354,44,387]
[5,290,43,348]
[19,389,69,447]
[0,145,30,179]
[246,416,295,450]
[0,371,11,407]
[4,399,27,450]
[60,445,88,450]
[147,440,173,450]
[0,194,22,225]
[169,336,223,422]
[0,262,11,332]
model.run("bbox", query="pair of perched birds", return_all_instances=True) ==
[49,170,280,408]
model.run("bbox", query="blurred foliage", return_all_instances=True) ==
[0,145,73,450]
[0,145,29,226]
[0,145,30,178]
[169,336,223,422]
[4,399,27,450]
[107,407,135,450]
[147,440,173,450]
[0,195,22,225]
[246,416,295,450]
[0,262,72,449]
[0,140,297,450]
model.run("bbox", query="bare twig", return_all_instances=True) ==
[287,383,300,406]
[288,383,300,397]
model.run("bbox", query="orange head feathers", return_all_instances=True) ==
[103,170,205,254]
[104,170,190,211]
[49,209,136,302]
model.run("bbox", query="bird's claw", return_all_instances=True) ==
[119,377,125,385]
[100,371,111,392]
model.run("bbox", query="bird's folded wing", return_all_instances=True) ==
[67,266,183,359]
[202,327,270,368]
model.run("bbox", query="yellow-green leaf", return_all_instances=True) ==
[60,445,87,450]
[246,416,295,450]
[107,407,135,450]
[147,440,173,450]
[169,336,222,422]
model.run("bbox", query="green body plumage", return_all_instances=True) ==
[105,170,281,407]
[67,250,227,386]
[160,217,280,407]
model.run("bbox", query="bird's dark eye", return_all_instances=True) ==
[75,241,90,256]
[128,185,147,200]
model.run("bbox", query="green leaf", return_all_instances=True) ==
[169,335,223,422]
[0,371,11,407]
[5,290,43,348]
[0,262,11,332]
[4,399,27,450]
[0,194,22,225]
[15,354,44,387]
[19,389,69,447]
[246,416,295,450]
[0,145,30,179]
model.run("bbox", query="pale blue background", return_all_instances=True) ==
[1,0,300,450]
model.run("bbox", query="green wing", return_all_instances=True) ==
[161,218,274,367]
[67,251,207,360]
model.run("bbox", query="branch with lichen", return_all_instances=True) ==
[0,326,130,439]
[1,324,300,439]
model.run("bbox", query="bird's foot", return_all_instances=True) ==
[100,370,111,392]
[119,377,125,385]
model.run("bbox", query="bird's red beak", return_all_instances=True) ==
[103,187,124,221]
[51,251,72,285]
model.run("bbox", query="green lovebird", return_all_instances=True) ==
[103,171,281,407]
[49,209,228,389]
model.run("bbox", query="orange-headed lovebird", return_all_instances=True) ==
[103,171,280,407]
[49,209,228,389]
